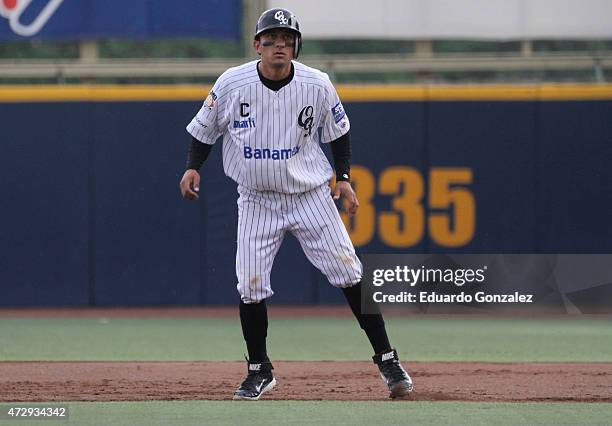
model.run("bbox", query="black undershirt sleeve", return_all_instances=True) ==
[185,136,213,171]
[330,132,351,182]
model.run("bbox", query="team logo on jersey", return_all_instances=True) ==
[234,117,256,129]
[298,105,314,136]
[274,10,288,25]
[204,91,217,109]
[244,145,300,160]
[332,102,346,124]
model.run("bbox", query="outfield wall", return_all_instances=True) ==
[1,84,611,306]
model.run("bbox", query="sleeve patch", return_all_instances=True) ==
[331,102,346,124]
[204,91,218,109]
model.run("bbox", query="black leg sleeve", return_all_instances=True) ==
[239,300,269,363]
[342,283,392,354]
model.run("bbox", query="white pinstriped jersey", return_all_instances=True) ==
[186,60,350,194]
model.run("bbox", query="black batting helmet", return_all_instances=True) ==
[255,8,302,59]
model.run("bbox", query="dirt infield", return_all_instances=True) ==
[1,361,610,402]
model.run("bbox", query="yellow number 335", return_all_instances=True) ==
[339,166,475,248]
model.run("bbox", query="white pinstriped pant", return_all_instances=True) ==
[236,183,363,303]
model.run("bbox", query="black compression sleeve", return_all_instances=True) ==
[330,132,351,182]
[186,136,213,171]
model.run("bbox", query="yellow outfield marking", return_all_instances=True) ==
[343,84,612,101]
[425,85,540,101]
[1,84,612,102]
[538,84,612,100]
[0,85,91,102]
[338,85,427,101]
[89,85,209,101]
[0,85,211,102]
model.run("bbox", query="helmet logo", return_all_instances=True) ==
[274,10,288,25]
[0,0,64,37]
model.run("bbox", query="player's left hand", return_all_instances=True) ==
[332,181,359,216]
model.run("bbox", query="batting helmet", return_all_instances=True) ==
[255,8,302,59]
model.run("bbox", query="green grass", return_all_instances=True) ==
[1,317,611,425]
[0,317,611,362]
[2,401,611,426]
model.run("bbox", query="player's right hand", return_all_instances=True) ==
[180,169,200,200]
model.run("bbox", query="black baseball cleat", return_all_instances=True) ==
[373,348,414,399]
[233,360,276,401]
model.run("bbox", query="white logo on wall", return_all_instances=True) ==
[0,0,64,37]
[274,10,288,25]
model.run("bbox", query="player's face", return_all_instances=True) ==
[255,29,296,68]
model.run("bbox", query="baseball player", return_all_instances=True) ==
[180,8,413,400]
